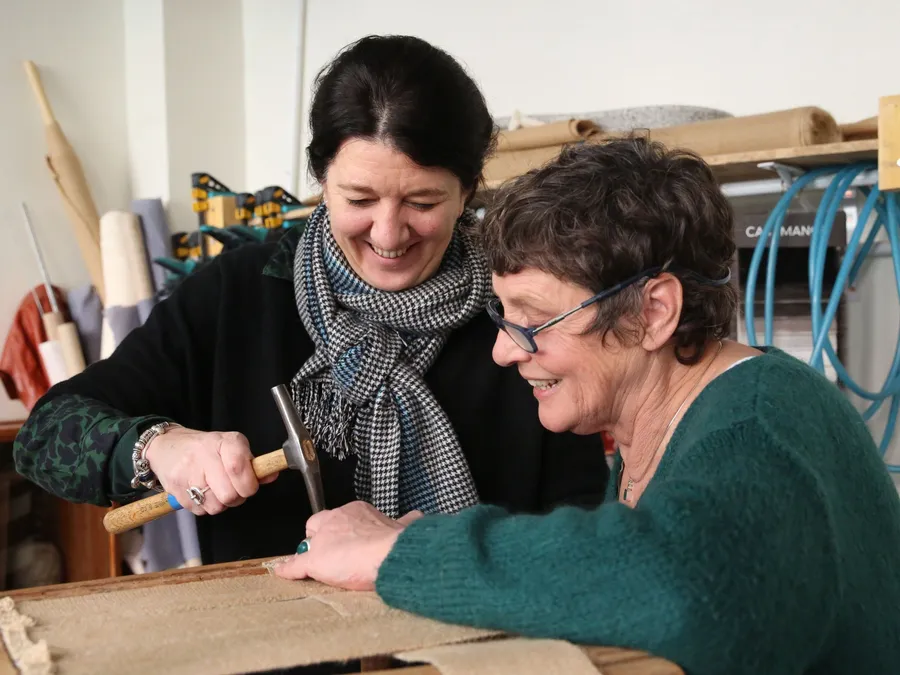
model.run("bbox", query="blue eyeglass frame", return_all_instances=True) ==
[486,261,732,354]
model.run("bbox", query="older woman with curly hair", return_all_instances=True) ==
[275,138,900,675]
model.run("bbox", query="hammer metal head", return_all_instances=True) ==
[271,384,326,514]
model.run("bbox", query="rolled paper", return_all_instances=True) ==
[38,340,67,385]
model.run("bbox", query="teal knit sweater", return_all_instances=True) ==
[376,348,900,674]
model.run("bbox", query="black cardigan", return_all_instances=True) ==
[14,234,610,564]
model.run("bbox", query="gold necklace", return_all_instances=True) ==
[622,341,722,502]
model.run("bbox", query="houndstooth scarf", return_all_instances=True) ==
[290,204,489,518]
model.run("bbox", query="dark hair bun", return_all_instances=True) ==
[307,35,495,194]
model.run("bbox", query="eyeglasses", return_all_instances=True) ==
[486,262,731,354]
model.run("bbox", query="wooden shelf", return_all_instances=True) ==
[478,92,899,192]
[705,139,879,183]
[479,139,880,194]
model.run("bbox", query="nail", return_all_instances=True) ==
[296,540,309,555]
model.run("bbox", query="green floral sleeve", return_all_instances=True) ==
[13,394,170,505]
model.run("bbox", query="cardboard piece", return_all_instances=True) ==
[482,107,845,189]
[496,119,600,152]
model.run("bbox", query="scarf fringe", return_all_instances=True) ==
[292,377,358,461]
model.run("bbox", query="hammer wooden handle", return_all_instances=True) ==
[102,448,289,535]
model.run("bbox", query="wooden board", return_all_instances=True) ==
[879,95,900,191]
[2,556,266,602]
[479,139,879,193]
[704,139,879,183]
[365,647,683,674]
[0,560,682,675]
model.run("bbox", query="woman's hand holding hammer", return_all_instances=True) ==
[145,428,279,516]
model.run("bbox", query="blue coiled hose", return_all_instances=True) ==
[743,162,900,471]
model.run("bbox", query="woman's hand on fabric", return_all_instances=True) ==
[144,427,277,516]
[272,501,424,591]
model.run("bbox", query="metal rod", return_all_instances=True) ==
[720,170,879,199]
[30,288,45,317]
[20,202,59,314]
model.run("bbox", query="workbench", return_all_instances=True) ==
[0,558,682,675]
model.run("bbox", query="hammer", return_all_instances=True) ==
[102,385,325,534]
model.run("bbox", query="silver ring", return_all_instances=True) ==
[187,485,210,506]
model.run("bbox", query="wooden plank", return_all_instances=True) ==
[363,661,681,674]
[602,657,684,675]
[879,95,900,191]
[3,556,267,601]
[1,562,683,674]
[0,562,263,673]
[0,422,24,445]
[478,139,880,193]
[364,647,683,674]
[704,139,878,183]
[582,646,654,665]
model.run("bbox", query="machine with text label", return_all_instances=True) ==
[728,164,899,469]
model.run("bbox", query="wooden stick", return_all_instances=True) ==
[23,61,105,303]
[57,321,86,377]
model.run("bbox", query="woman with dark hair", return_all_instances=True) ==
[13,35,608,565]
[274,138,900,675]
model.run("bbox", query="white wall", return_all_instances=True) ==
[124,0,248,230]
[0,0,128,421]
[297,0,898,197]
[242,0,307,193]
[160,0,246,232]
[124,0,169,202]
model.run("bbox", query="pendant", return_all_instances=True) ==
[623,479,634,502]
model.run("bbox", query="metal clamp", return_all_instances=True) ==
[758,161,817,210]
[757,161,806,190]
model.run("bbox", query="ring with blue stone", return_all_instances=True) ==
[296,538,311,555]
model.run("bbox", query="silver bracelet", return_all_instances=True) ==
[130,421,180,491]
